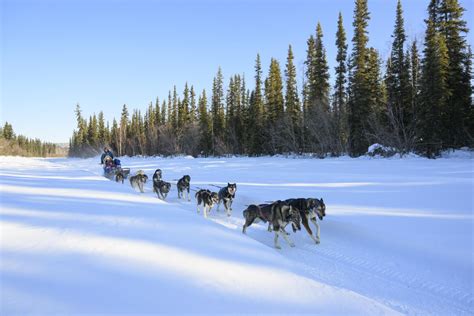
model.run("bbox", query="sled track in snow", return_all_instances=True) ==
[198,192,474,316]
[211,208,474,315]
[296,242,473,315]
[143,182,474,315]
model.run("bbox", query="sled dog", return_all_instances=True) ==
[285,198,326,244]
[217,183,237,216]
[195,189,219,218]
[130,170,148,193]
[153,179,171,200]
[115,170,125,184]
[177,175,191,201]
[242,200,301,249]
[152,169,162,183]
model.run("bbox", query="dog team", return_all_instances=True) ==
[126,168,326,249]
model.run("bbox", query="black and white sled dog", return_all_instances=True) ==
[130,170,148,193]
[242,201,301,249]
[217,183,237,216]
[115,170,125,184]
[153,179,171,200]
[285,198,326,244]
[152,169,162,183]
[195,189,219,218]
[177,175,191,201]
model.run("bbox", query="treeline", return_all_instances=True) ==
[0,122,60,157]
[69,0,472,158]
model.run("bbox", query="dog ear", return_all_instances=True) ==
[321,198,324,202]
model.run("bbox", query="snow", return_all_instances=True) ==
[1,155,473,315]
[367,143,395,155]
[440,147,474,159]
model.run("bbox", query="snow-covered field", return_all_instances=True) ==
[1,154,473,315]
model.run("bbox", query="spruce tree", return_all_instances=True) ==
[74,104,88,154]
[161,99,167,125]
[348,0,371,156]
[226,75,242,153]
[119,104,129,156]
[211,67,225,153]
[438,0,472,147]
[303,35,316,124]
[264,58,284,154]
[419,19,450,157]
[154,97,161,129]
[171,86,178,131]
[179,83,190,129]
[198,89,212,155]
[98,111,106,147]
[464,46,473,142]
[284,44,301,151]
[248,54,265,155]
[265,58,284,123]
[110,119,119,154]
[240,75,251,154]
[305,22,331,155]
[384,0,414,152]
[167,91,173,127]
[234,75,244,154]
[2,122,14,140]
[312,22,330,110]
[146,102,157,155]
[410,40,422,116]
[138,110,146,155]
[333,12,348,153]
[190,85,197,123]
[87,114,99,149]
[367,48,386,121]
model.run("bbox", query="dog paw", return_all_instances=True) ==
[315,239,320,245]
[290,243,295,247]
[275,245,282,250]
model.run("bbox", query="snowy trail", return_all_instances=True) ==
[206,190,474,315]
[209,201,473,315]
[1,156,400,315]
[1,155,473,315]
[114,155,473,315]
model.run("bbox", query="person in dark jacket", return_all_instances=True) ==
[100,147,114,164]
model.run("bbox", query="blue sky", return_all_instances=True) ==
[2,0,472,143]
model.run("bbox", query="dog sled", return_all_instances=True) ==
[103,156,130,181]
